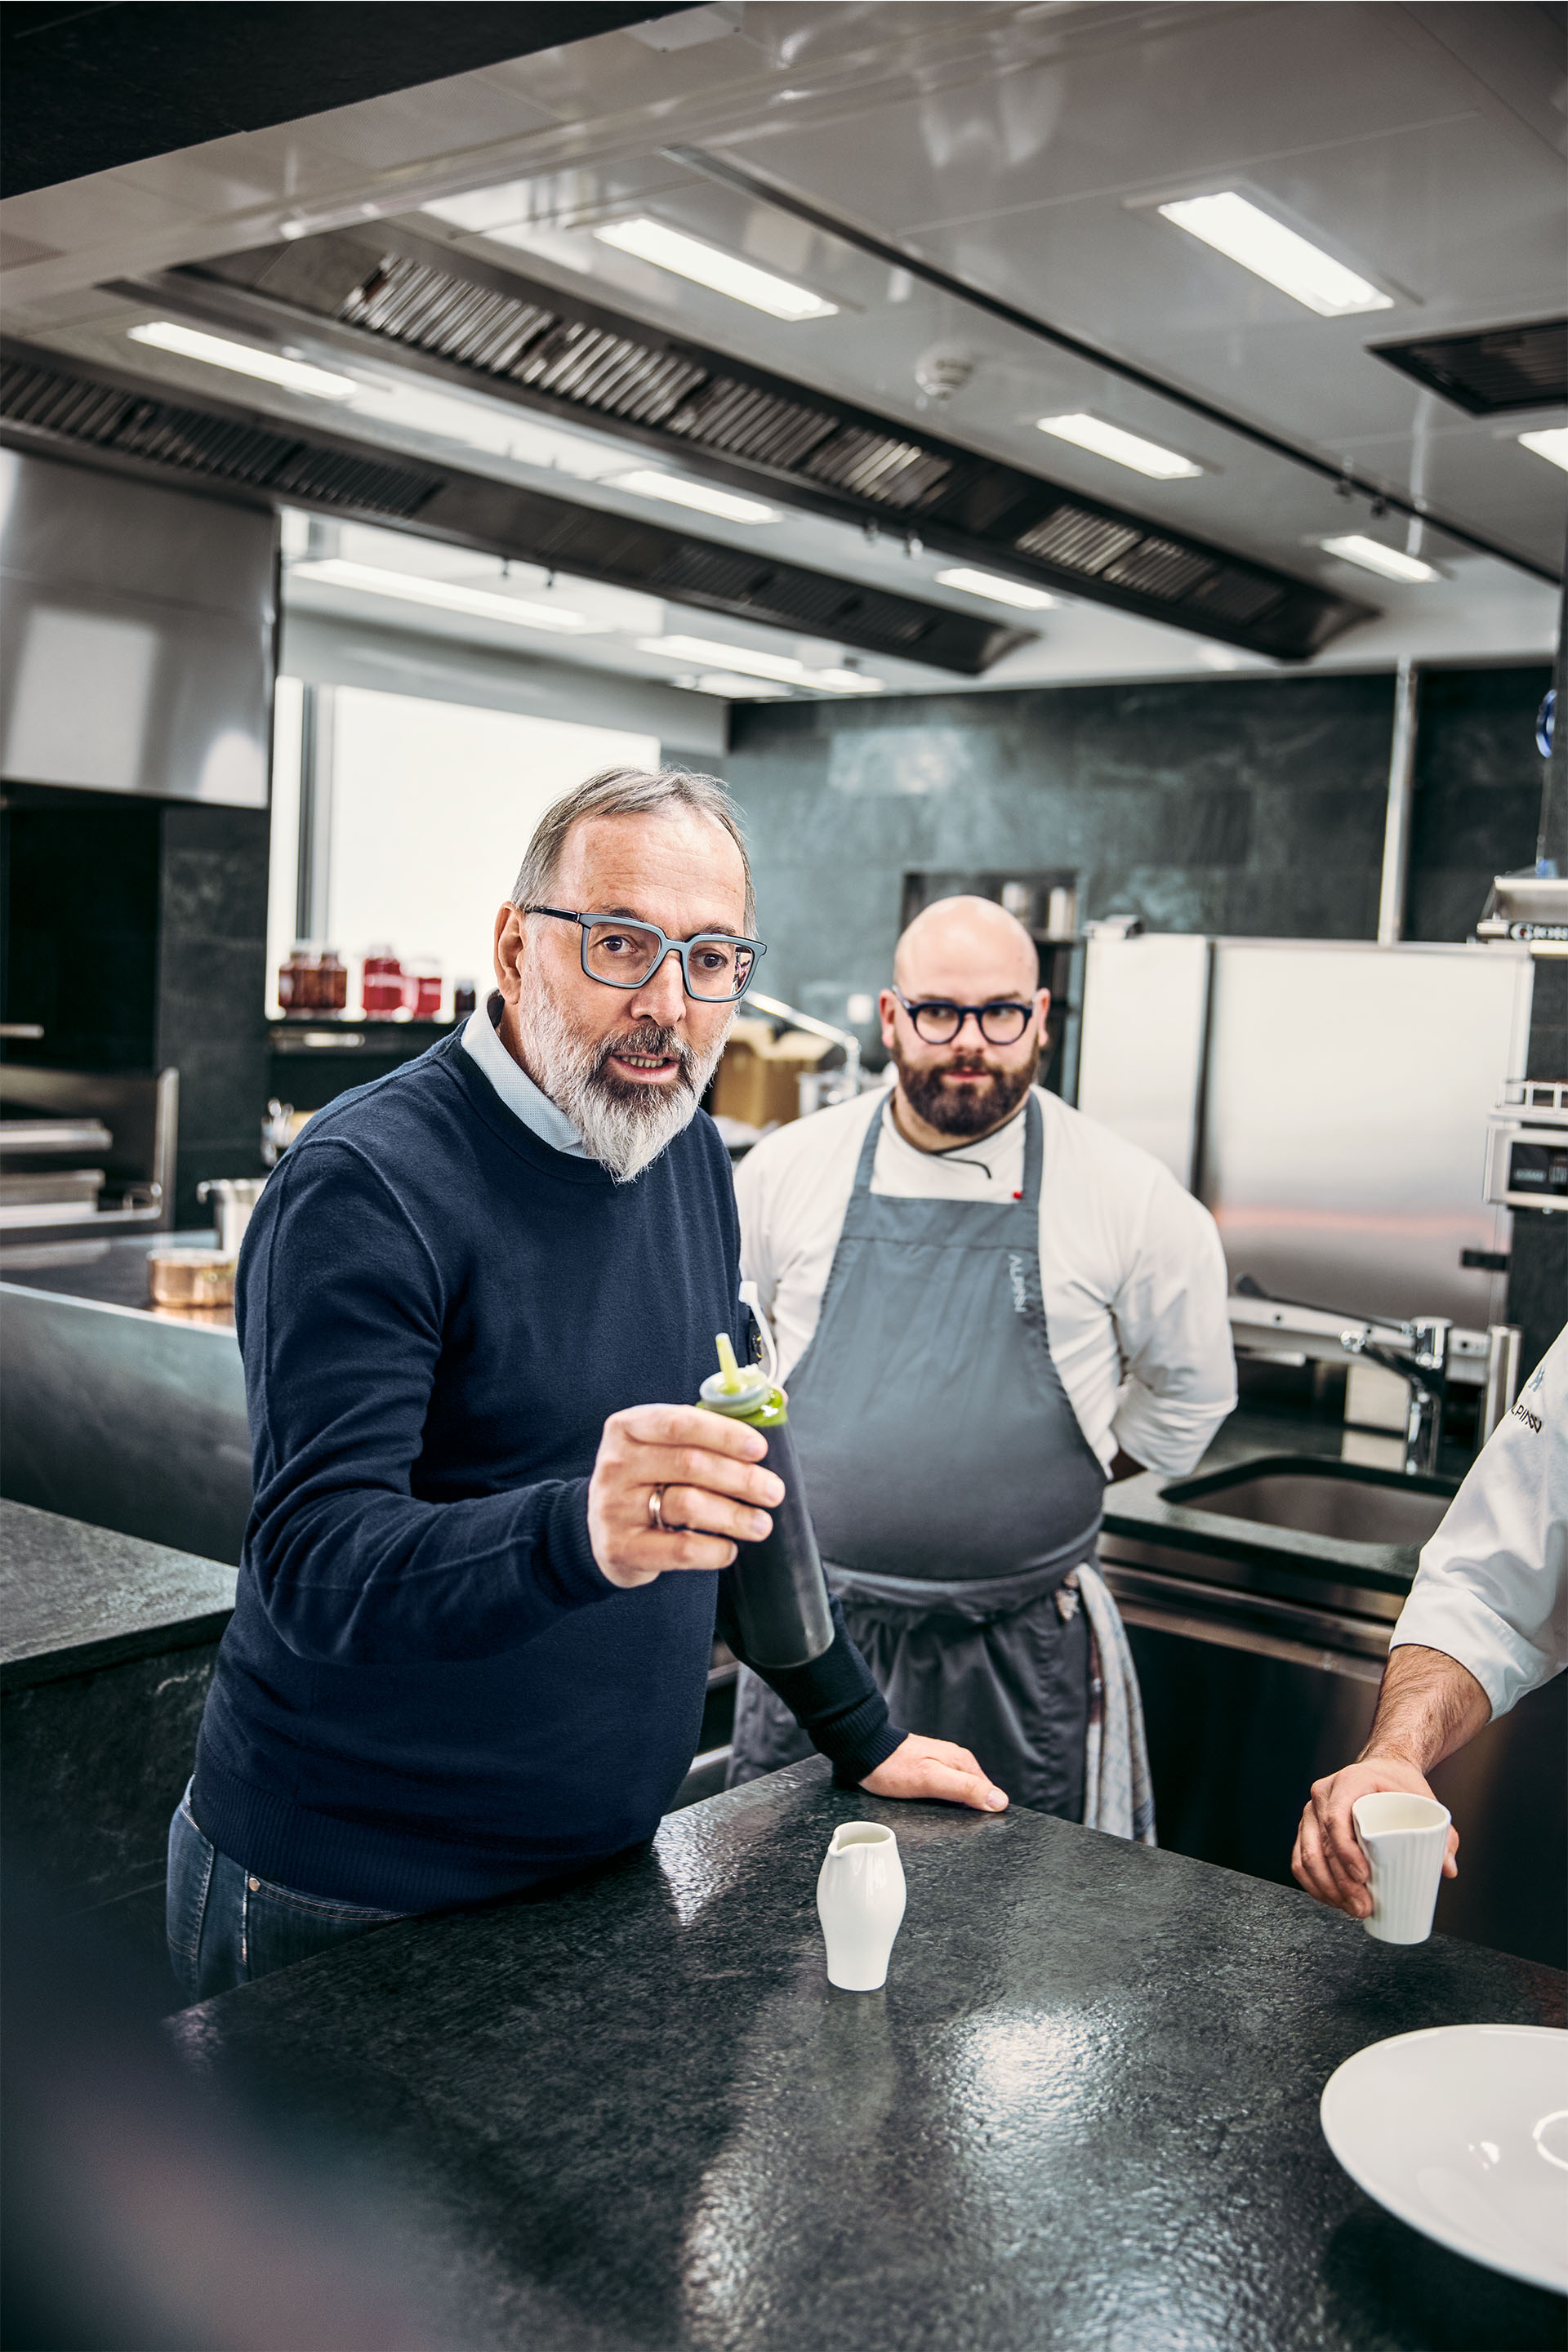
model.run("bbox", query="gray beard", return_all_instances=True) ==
[515,988,733,1183]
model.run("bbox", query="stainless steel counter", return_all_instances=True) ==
[0,1234,249,1564]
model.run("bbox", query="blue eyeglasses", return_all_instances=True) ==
[526,906,765,1004]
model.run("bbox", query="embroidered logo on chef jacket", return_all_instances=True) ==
[1008,1252,1028,1314]
[1512,1358,1546,1435]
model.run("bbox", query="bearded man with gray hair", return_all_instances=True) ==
[170,768,1000,2002]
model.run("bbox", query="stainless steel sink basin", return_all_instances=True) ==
[1160,1457,1457,1547]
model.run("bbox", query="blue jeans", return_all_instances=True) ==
[166,1784,409,2005]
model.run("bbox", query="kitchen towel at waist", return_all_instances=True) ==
[780,1089,1107,1585]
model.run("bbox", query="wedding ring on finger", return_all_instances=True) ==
[648,1484,689,1535]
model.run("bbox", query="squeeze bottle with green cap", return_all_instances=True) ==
[699,1334,834,1670]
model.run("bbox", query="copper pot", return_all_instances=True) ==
[147,1247,237,1307]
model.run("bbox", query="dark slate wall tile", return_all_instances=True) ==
[0,787,161,1072]
[1408,666,1551,942]
[724,666,1544,1007]
[155,802,271,1223]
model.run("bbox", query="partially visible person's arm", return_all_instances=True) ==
[1293,1325,1566,1917]
[1108,1173,1236,1476]
[1290,1646,1485,1917]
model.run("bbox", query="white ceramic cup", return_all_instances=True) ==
[816,1821,906,1990]
[1352,1791,1452,1944]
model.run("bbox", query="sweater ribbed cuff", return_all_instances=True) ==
[826,1708,907,1788]
[542,1478,618,1610]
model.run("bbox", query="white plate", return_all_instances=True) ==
[1321,2024,1568,2294]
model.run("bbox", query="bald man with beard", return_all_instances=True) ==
[728,896,1236,1822]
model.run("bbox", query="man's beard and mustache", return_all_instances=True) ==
[894,1037,1038,1138]
[517,986,732,1183]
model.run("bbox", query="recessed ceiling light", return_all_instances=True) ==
[1518,427,1568,473]
[1036,413,1201,480]
[935,566,1057,612]
[290,559,590,630]
[594,218,838,320]
[1156,192,1393,318]
[607,470,778,524]
[1320,534,1440,584]
[639,633,804,682]
[127,321,356,400]
[639,633,883,693]
[685,673,785,698]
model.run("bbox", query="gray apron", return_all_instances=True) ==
[728,1092,1106,1816]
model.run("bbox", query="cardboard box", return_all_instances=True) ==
[710,1018,832,1130]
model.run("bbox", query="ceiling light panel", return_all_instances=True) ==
[1036,414,1201,481]
[593,218,838,321]
[639,632,804,681]
[1320,536,1439,584]
[608,468,777,523]
[936,567,1057,612]
[688,672,786,698]
[291,558,590,629]
[127,321,355,400]
[638,633,884,694]
[1518,428,1568,473]
[1156,193,1393,318]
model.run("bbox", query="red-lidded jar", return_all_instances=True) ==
[362,948,404,1019]
[409,958,443,1021]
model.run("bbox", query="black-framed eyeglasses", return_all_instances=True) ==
[891,987,1035,1046]
[525,906,765,1004]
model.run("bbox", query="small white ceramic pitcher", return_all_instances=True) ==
[816,1821,906,1990]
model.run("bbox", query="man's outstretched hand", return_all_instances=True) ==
[1291,1755,1459,1918]
[861,1733,1009,1814]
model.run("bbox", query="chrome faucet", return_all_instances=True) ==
[1340,1319,1450,1478]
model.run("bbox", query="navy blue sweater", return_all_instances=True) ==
[193,1031,898,1911]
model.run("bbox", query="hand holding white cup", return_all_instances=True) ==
[1352,1791,1453,1943]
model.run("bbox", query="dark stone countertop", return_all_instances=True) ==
[169,1758,1566,2352]
[1,1498,235,1688]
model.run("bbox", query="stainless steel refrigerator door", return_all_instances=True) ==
[1196,939,1529,1330]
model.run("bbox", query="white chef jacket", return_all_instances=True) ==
[1391,1325,1568,1719]
[734,1085,1236,1475]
